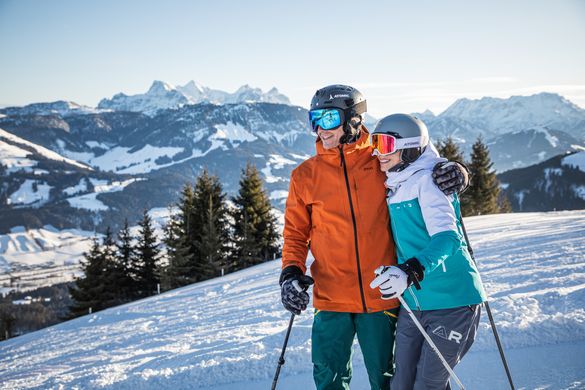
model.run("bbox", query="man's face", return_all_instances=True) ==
[317,125,344,149]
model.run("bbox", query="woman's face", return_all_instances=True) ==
[377,151,402,172]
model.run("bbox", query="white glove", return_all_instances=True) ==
[370,265,409,300]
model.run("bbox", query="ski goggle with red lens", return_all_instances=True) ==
[309,108,344,131]
[370,133,425,156]
[370,133,399,155]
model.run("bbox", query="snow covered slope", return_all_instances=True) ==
[1,211,584,389]
[0,128,92,172]
[0,226,95,274]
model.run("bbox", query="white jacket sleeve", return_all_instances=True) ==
[413,173,461,273]
[417,173,458,237]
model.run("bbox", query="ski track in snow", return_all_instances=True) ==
[0,211,584,389]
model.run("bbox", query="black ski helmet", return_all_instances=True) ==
[372,113,429,171]
[310,84,367,144]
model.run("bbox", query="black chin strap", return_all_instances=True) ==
[339,117,362,145]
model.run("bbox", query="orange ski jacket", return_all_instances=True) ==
[282,128,399,313]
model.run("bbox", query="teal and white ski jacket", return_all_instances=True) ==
[385,143,487,311]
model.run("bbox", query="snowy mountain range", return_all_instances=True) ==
[97,80,291,115]
[1,211,584,389]
[419,92,585,171]
[0,100,310,235]
[1,85,585,237]
[440,92,585,137]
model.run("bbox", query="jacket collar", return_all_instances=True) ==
[384,142,446,194]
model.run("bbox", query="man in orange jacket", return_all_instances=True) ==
[280,85,468,389]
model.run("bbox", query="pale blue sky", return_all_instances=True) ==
[1,0,584,116]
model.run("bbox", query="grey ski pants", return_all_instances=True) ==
[391,304,481,390]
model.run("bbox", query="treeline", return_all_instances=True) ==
[0,283,73,340]
[436,136,511,216]
[68,163,279,318]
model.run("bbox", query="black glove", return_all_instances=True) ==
[279,266,314,315]
[432,161,470,195]
[396,258,425,290]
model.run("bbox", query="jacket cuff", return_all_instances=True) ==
[279,265,303,286]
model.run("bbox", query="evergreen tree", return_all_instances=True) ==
[437,136,472,213]
[179,183,199,270]
[160,208,195,290]
[231,163,279,270]
[191,169,230,280]
[464,137,501,216]
[436,136,465,162]
[498,193,513,213]
[134,210,161,297]
[69,233,115,318]
[115,219,137,300]
[100,227,124,306]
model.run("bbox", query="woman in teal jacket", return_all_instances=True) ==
[369,114,486,389]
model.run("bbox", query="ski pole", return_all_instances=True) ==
[398,295,466,390]
[460,219,516,390]
[271,312,295,390]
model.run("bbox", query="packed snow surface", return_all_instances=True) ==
[1,211,584,389]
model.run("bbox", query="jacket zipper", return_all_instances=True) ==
[339,146,368,313]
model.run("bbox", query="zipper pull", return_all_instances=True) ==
[338,145,345,167]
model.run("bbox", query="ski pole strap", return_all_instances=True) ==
[398,296,466,390]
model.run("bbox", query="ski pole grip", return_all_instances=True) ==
[292,280,306,292]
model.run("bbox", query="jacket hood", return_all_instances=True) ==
[385,142,446,193]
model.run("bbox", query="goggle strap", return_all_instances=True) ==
[394,136,424,149]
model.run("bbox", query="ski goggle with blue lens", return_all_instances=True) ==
[309,108,344,131]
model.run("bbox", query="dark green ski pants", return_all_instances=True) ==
[311,309,399,390]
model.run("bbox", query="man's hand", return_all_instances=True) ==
[432,161,469,195]
[279,266,314,315]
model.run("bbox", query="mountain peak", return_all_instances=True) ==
[439,92,585,136]
[147,80,175,94]
[97,81,292,115]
